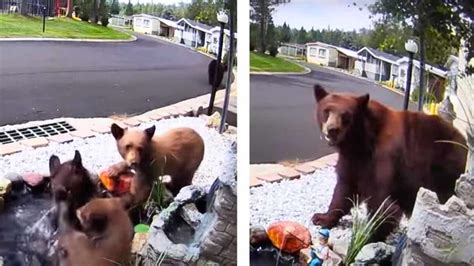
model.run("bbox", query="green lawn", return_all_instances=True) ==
[0,14,131,39]
[250,52,305,73]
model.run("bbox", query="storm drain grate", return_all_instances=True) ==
[0,121,76,145]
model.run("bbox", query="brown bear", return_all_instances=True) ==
[109,123,205,205]
[49,150,97,230]
[311,84,467,241]
[56,197,133,266]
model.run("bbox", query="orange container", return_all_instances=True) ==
[99,170,133,195]
[267,221,311,254]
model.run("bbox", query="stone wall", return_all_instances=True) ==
[398,174,474,265]
[199,185,237,265]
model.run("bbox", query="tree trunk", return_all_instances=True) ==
[20,0,28,15]
[418,31,426,111]
[66,0,73,17]
[91,0,98,23]
[259,16,266,53]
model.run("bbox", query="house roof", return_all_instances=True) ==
[306,41,358,58]
[177,18,213,33]
[133,14,181,29]
[397,57,447,77]
[279,43,306,50]
[357,47,401,64]
[209,26,238,39]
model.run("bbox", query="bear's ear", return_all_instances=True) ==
[111,123,125,140]
[145,125,156,140]
[357,94,370,108]
[49,155,61,175]
[72,150,82,166]
[314,84,328,102]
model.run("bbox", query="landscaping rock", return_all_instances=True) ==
[180,203,203,229]
[250,225,269,246]
[354,242,395,264]
[0,177,12,198]
[206,112,221,128]
[3,173,24,191]
[22,173,45,187]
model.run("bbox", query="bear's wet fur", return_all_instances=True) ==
[311,84,467,241]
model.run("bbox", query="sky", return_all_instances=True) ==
[272,0,376,31]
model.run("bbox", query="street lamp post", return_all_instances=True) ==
[42,6,47,33]
[207,10,228,115]
[403,39,418,110]
[219,6,235,134]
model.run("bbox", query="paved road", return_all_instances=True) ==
[250,63,416,164]
[0,34,212,126]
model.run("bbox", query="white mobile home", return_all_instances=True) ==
[132,14,181,40]
[354,47,400,81]
[208,27,238,56]
[306,42,358,71]
[175,18,213,48]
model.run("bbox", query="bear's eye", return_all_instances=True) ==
[126,144,132,150]
[323,109,330,117]
[342,112,351,124]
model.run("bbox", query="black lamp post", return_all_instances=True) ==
[42,6,47,33]
[403,39,418,110]
[207,10,228,115]
[219,6,235,134]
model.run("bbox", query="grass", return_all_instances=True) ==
[0,14,131,39]
[250,51,305,73]
[344,196,397,266]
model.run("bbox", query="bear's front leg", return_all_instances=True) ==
[107,161,130,178]
[312,177,353,228]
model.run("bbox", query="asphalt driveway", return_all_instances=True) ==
[0,34,212,125]
[250,63,415,164]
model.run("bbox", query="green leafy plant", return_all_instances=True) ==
[142,156,168,224]
[344,196,397,266]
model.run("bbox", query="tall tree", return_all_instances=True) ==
[124,0,133,16]
[296,26,307,44]
[280,22,291,43]
[368,0,472,106]
[250,0,274,53]
[66,0,74,17]
[99,0,109,26]
[110,0,120,15]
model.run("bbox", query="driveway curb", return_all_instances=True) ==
[249,153,338,187]
[0,35,137,42]
[0,88,234,156]
[250,61,311,76]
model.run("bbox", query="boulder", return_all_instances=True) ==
[3,173,24,191]
[250,225,269,247]
[354,242,395,264]
[0,177,12,198]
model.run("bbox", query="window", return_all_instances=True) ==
[135,18,142,26]
[309,47,317,56]
[318,48,327,58]
[143,19,150,27]
[400,69,406,78]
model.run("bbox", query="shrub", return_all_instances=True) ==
[344,196,396,266]
[411,87,438,104]
[269,45,278,57]
[100,16,109,27]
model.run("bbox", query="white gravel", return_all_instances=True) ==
[250,166,407,245]
[0,116,237,188]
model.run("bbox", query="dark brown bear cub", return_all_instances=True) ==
[109,123,205,205]
[311,84,467,241]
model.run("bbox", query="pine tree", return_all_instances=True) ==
[99,0,109,26]
[124,0,133,16]
[110,0,120,15]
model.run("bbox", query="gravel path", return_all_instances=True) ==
[0,117,237,188]
[250,167,407,245]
